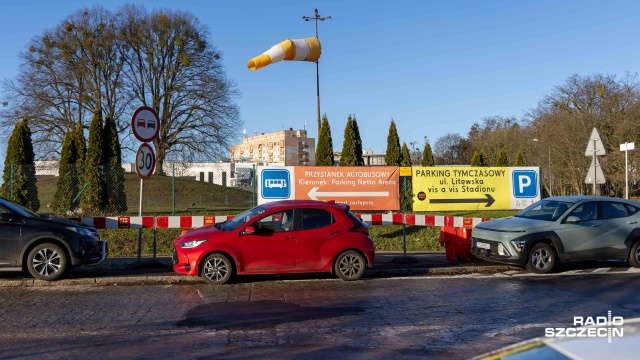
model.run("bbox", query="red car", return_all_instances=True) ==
[172,200,375,284]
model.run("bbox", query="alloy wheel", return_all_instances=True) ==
[532,248,551,270]
[203,257,229,283]
[32,248,62,277]
[338,254,363,279]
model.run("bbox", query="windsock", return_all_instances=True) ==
[248,37,321,70]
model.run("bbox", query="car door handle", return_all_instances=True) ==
[627,221,638,224]
[330,230,340,235]
[284,235,297,240]
[591,224,602,227]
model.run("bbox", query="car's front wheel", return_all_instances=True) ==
[334,250,365,281]
[201,253,233,285]
[27,243,68,281]
[525,243,556,274]
[629,241,640,268]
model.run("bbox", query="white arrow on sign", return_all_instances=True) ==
[307,187,389,200]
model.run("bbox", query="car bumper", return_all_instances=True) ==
[172,247,199,276]
[471,238,526,266]
[73,240,108,266]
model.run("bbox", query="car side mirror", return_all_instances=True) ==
[244,225,256,235]
[565,216,581,224]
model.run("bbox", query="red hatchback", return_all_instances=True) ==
[172,200,375,284]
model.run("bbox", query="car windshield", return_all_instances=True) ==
[514,199,574,222]
[0,199,40,218]
[221,205,267,231]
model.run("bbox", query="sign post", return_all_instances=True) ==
[131,106,160,261]
[620,142,635,199]
[584,127,606,195]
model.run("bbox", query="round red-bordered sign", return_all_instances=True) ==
[131,106,160,142]
[135,143,156,179]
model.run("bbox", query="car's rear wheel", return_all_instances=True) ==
[27,243,68,281]
[335,250,365,281]
[201,253,233,285]
[629,241,640,268]
[525,243,556,274]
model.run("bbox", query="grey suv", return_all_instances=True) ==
[471,196,640,273]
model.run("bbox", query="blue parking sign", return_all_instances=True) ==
[512,170,538,198]
[261,169,291,199]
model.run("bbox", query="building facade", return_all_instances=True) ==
[332,149,386,166]
[230,128,315,166]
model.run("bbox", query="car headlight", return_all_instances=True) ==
[180,239,208,249]
[67,227,94,237]
[510,239,527,253]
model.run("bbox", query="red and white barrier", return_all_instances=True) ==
[71,214,489,229]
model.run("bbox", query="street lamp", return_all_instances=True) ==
[302,9,331,136]
[532,139,552,196]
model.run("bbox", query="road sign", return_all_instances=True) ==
[135,143,156,179]
[261,168,291,199]
[411,166,541,211]
[132,106,160,142]
[294,166,399,210]
[584,156,605,184]
[585,127,606,156]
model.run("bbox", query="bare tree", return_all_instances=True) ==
[1,5,240,168]
[118,5,240,174]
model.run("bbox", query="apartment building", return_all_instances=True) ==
[230,128,315,166]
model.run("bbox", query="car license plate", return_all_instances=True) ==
[476,241,491,250]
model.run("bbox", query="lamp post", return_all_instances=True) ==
[532,138,552,196]
[302,9,331,137]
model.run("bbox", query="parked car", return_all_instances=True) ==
[173,200,375,284]
[471,196,640,273]
[0,197,108,280]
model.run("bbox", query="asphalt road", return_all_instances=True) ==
[1,272,639,359]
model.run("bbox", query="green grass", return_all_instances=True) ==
[37,173,255,215]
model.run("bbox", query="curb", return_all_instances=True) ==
[0,265,517,288]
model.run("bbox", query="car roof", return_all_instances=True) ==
[545,195,639,205]
[261,200,348,211]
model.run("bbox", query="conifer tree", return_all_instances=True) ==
[479,151,488,166]
[1,121,26,204]
[352,115,364,166]
[1,118,39,210]
[315,114,334,166]
[52,131,78,213]
[385,119,401,166]
[20,117,39,211]
[495,149,509,166]
[340,115,357,166]
[82,106,105,214]
[401,142,411,166]
[74,119,86,180]
[470,151,482,166]
[514,151,525,166]
[103,115,128,214]
[422,141,434,166]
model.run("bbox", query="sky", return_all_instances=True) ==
[1,0,640,165]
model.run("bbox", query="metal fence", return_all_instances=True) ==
[3,163,258,216]
[4,163,418,215]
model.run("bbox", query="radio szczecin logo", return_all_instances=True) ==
[545,311,623,343]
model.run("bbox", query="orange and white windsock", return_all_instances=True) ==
[248,37,322,70]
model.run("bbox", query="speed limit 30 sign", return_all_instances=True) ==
[135,143,156,179]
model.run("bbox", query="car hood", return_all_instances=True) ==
[176,224,223,242]
[475,217,552,232]
[36,216,97,230]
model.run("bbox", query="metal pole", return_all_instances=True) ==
[593,139,597,196]
[172,163,175,215]
[547,146,551,196]
[137,178,143,261]
[625,147,629,199]
[302,9,330,137]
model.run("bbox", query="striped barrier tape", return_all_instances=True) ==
[69,214,490,229]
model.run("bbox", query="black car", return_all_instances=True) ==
[0,197,107,280]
